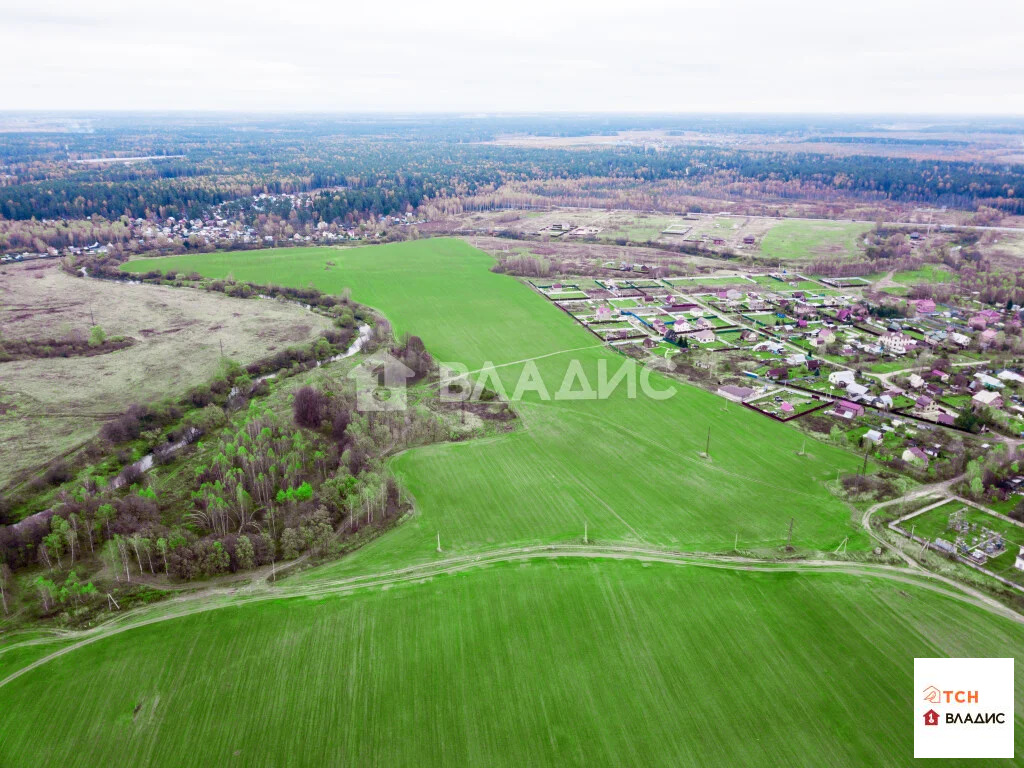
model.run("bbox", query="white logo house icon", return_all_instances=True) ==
[348,350,416,412]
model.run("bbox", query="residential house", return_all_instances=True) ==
[914,299,937,314]
[832,400,864,419]
[902,447,930,466]
[874,394,894,410]
[879,332,911,355]
[949,332,971,347]
[972,390,1004,409]
[717,385,755,402]
[693,330,716,344]
[829,370,856,387]
[813,328,836,346]
[975,373,1005,390]
[863,429,883,445]
[909,373,925,389]
[767,367,789,380]
[969,315,989,330]
[846,383,870,399]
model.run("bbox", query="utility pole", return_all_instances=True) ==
[584,520,588,544]
[734,532,738,551]
[861,447,870,476]
[436,532,442,553]
[219,338,225,358]
[786,517,795,552]
[704,426,711,458]
[106,593,120,611]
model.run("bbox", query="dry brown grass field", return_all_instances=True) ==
[0,261,332,489]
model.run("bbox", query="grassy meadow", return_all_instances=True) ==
[123,239,868,569]
[1,559,1021,768]
[0,261,332,489]
[759,220,870,261]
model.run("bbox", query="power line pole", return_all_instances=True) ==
[786,517,794,551]
[584,520,588,544]
[436,532,442,553]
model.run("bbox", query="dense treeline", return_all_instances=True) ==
[3,121,1023,223]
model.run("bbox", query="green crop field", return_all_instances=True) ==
[759,221,870,261]
[1,559,1021,768]
[0,237,996,767]
[123,239,868,572]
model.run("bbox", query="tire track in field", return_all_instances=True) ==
[2,543,1021,691]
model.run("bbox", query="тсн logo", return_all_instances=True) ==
[922,685,978,704]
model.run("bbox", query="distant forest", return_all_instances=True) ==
[2,115,1023,223]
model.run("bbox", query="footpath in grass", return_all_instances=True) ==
[1,559,1021,768]
[125,240,868,571]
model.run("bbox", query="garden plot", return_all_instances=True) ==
[744,390,829,421]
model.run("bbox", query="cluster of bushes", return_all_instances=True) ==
[0,332,132,362]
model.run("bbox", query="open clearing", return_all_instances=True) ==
[1,558,1021,767]
[0,261,332,489]
[759,220,870,261]
[124,239,867,571]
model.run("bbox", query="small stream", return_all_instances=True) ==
[7,325,374,533]
[229,323,371,396]
[108,427,202,490]
[115,324,371,486]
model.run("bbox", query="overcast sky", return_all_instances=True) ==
[3,0,1022,113]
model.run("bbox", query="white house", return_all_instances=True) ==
[949,332,971,347]
[863,429,883,445]
[829,370,856,387]
[879,332,910,355]
[998,370,1024,384]
[909,373,925,389]
[1015,546,1024,572]
[846,383,870,399]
